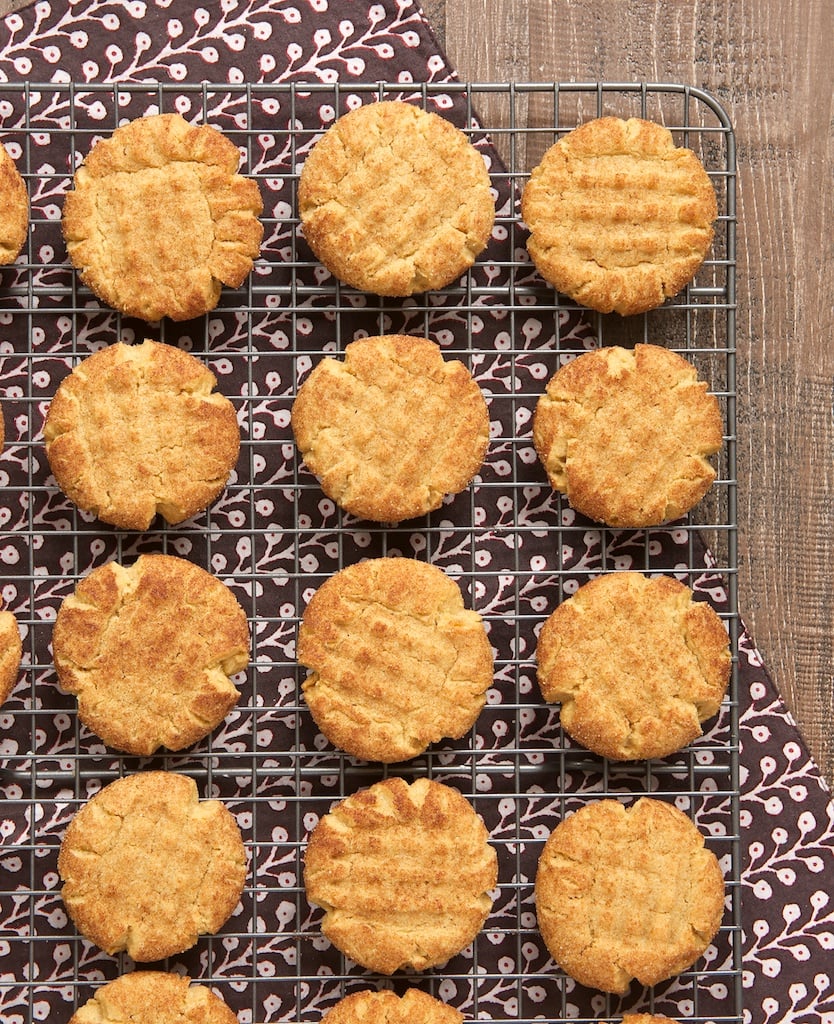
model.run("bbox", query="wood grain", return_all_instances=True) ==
[445,0,834,789]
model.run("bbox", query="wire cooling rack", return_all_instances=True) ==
[0,82,738,1024]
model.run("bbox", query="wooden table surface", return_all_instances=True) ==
[2,0,832,791]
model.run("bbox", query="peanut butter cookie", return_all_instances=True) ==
[0,141,28,265]
[44,340,240,531]
[298,557,493,762]
[298,101,494,295]
[62,112,262,321]
[537,572,730,760]
[535,797,724,994]
[0,606,22,706]
[292,335,489,522]
[522,116,717,315]
[321,990,462,1024]
[69,972,237,1024]
[59,772,246,962]
[305,777,497,973]
[533,344,723,527]
[53,554,249,756]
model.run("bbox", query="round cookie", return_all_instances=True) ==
[44,339,240,530]
[536,572,730,760]
[533,344,723,527]
[58,771,246,961]
[298,558,493,762]
[292,335,489,522]
[0,141,28,265]
[298,100,495,295]
[535,797,725,994]
[304,777,497,973]
[68,971,237,1024]
[321,990,462,1024]
[0,607,22,706]
[53,553,249,756]
[62,112,263,321]
[521,116,717,315]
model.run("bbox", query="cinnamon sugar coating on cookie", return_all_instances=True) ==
[0,142,28,265]
[321,989,463,1024]
[298,558,493,762]
[537,572,730,760]
[0,607,22,706]
[304,777,497,973]
[535,797,724,994]
[298,101,494,295]
[292,335,489,522]
[53,554,249,756]
[62,113,263,321]
[68,971,238,1024]
[59,772,246,962]
[522,117,717,315]
[44,340,240,530]
[533,344,723,527]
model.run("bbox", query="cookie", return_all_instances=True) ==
[44,340,240,530]
[62,112,263,321]
[321,989,462,1024]
[304,777,497,973]
[298,101,494,295]
[68,971,237,1024]
[536,572,730,760]
[298,558,493,762]
[535,797,725,994]
[533,344,723,527]
[59,771,246,961]
[521,116,717,315]
[292,335,489,522]
[0,607,22,706]
[617,1017,678,1024]
[53,553,249,756]
[598,1018,678,1024]
[0,141,28,265]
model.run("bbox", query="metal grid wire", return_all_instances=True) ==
[0,81,739,1024]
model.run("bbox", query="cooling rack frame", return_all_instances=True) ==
[0,80,739,1024]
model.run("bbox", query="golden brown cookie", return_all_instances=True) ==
[62,112,263,321]
[533,344,723,527]
[53,554,249,756]
[0,607,22,706]
[298,558,493,762]
[304,777,497,973]
[536,572,730,760]
[321,989,462,1024]
[68,971,238,1024]
[0,141,28,265]
[535,797,724,994]
[59,772,246,962]
[298,101,494,295]
[618,1017,679,1024]
[292,335,489,522]
[521,116,717,315]
[44,340,240,530]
